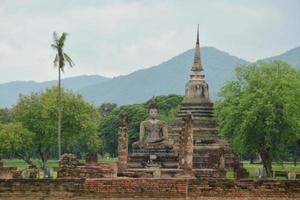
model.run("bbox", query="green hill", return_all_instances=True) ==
[78,47,248,105]
[263,46,300,68]
[1,45,300,108]
[0,75,109,108]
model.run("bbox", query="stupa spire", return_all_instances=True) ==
[191,25,204,80]
[196,24,199,45]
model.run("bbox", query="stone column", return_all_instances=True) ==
[118,112,128,171]
[179,114,193,170]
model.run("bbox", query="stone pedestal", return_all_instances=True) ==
[128,148,179,169]
[118,112,128,171]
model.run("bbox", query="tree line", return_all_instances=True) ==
[0,90,182,168]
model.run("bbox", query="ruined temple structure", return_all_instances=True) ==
[57,153,117,178]
[171,25,248,178]
[118,26,248,179]
[121,101,181,178]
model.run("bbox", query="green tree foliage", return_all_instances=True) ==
[99,94,183,155]
[0,123,35,167]
[0,108,12,123]
[99,103,117,117]
[12,87,100,168]
[215,61,300,175]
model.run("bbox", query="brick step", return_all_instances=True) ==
[193,169,223,178]
[180,102,214,107]
[176,113,214,118]
[128,159,179,163]
[127,162,179,169]
[179,105,214,109]
[177,109,214,112]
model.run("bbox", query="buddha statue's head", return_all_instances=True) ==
[148,101,159,120]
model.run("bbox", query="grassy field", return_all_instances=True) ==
[3,159,300,179]
[3,157,118,169]
[225,161,300,179]
[242,161,300,178]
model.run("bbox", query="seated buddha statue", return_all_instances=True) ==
[132,101,173,150]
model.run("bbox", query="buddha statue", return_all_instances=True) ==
[132,101,173,150]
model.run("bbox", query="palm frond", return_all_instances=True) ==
[59,32,68,48]
[53,32,59,45]
[53,54,59,67]
[51,44,58,50]
[51,31,73,73]
[63,52,74,67]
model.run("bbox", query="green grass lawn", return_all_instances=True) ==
[3,158,300,179]
[224,161,300,179]
[243,161,300,178]
[3,156,118,169]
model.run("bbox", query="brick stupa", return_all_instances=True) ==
[171,25,248,178]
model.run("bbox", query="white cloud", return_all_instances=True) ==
[0,0,299,83]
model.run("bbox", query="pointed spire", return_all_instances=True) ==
[196,24,199,45]
[191,25,204,80]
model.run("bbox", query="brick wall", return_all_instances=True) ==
[0,178,85,199]
[85,178,187,198]
[189,179,300,199]
[0,167,16,179]
[0,178,300,199]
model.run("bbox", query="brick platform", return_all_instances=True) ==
[0,178,300,199]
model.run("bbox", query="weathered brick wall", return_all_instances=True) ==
[79,163,117,178]
[189,179,300,199]
[0,178,300,199]
[85,178,187,198]
[0,167,16,179]
[0,178,85,199]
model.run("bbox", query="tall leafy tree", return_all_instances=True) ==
[12,87,100,168]
[51,32,74,158]
[0,123,35,167]
[215,61,300,175]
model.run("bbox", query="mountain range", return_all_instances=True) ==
[0,46,299,108]
[0,75,108,108]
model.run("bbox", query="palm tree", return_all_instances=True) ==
[51,32,74,158]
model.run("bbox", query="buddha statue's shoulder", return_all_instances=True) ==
[155,119,167,128]
[140,120,151,126]
[141,119,148,124]
[140,119,165,126]
[156,120,166,126]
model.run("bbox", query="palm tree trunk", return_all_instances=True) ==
[58,66,62,159]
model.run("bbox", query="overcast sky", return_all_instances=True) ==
[0,0,299,83]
